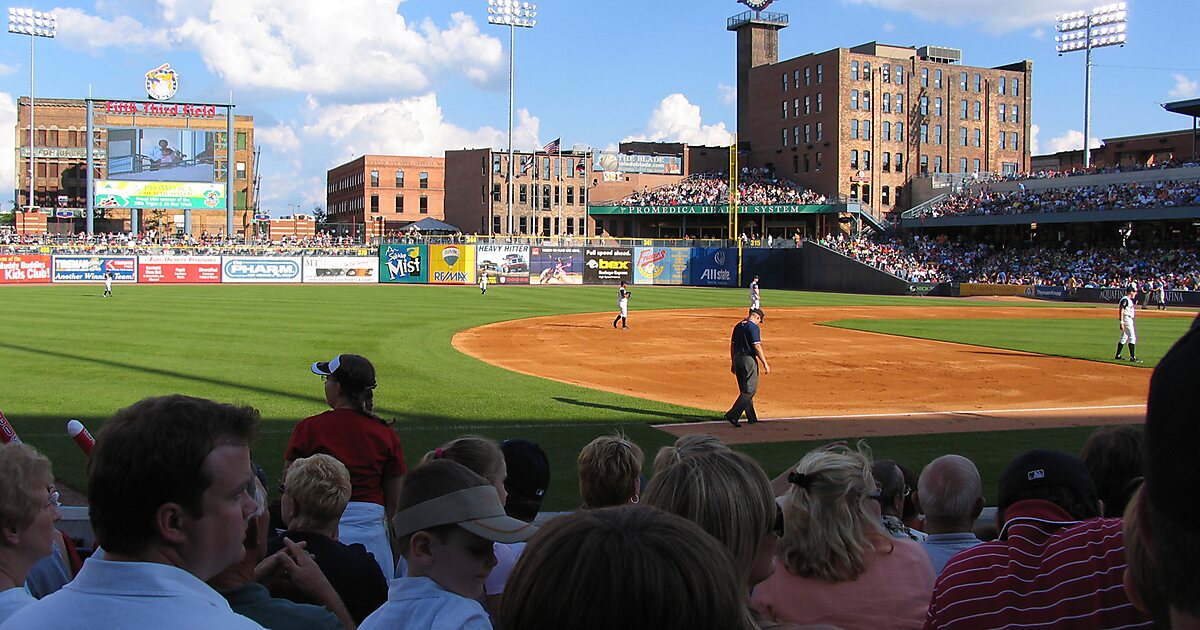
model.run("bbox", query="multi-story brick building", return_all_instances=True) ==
[326,155,446,236]
[13,97,256,236]
[731,10,1031,216]
[445,147,592,236]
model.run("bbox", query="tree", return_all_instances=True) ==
[311,204,328,229]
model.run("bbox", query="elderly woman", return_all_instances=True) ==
[751,443,935,630]
[0,443,60,623]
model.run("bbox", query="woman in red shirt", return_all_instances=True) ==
[285,354,406,578]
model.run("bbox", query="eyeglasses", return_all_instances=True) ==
[902,485,912,499]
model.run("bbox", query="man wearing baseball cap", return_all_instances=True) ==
[925,448,1150,628]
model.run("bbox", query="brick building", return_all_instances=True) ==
[731,10,1031,216]
[326,155,445,236]
[13,97,256,236]
[444,147,592,236]
[1032,128,1200,172]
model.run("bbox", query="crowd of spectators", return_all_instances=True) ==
[610,171,827,207]
[0,229,375,257]
[824,233,1200,289]
[913,179,1200,219]
[1000,158,1200,182]
[7,330,1200,628]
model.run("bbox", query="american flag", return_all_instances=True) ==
[542,137,560,154]
[521,155,534,174]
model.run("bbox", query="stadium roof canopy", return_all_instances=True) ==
[1163,98,1200,118]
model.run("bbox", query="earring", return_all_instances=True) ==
[631,494,640,504]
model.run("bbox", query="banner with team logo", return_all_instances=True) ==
[52,256,137,283]
[220,257,302,283]
[302,257,377,284]
[583,247,632,285]
[689,248,736,287]
[379,244,427,284]
[529,246,583,285]
[476,244,530,285]
[138,255,221,283]
[428,244,476,285]
[632,247,689,285]
[0,254,51,284]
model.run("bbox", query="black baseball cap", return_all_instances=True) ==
[1144,314,1200,532]
[501,438,550,500]
[997,449,1097,512]
[311,354,377,391]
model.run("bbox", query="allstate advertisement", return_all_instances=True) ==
[530,246,583,284]
[0,254,51,284]
[633,247,689,285]
[138,255,221,284]
[428,244,476,285]
[380,244,427,283]
[476,244,530,285]
[583,247,632,285]
[52,256,137,283]
[690,248,736,287]
[220,257,302,283]
[302,257,376,284]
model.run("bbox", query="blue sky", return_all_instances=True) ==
[0,0,1195,215]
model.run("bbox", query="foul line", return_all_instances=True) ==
[652,404,1145,429]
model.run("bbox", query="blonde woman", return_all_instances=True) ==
[577,434,643,509]
[751,443,935,629]
[650,434,730,478]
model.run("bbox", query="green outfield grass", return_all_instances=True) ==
[0,284,1172,510]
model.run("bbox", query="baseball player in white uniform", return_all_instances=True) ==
[479,269,488,295]
[612,281,630,329]
[749,275,761,314]
[103,272,113,298]
[1114,286,1142,363]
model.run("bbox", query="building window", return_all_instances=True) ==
[863,120,872,140]
[934,97,942,116]
[816,122,823,141]
[852,61,859,80]
[396,170,404,187]
[804,154,810,172]
[999,131,1007,148]
[236,132,247,150]
[792,126,799,145]
[934,156,943,173]
[935,69,943,88]
[974,73,982,92]
[804,95,811,115]
[816,151,823,170]
[974,128,982,147]
[851,90,859,110]
[862,184,871,204]
[817,63,823,82]
[919,96,928,116]
[1012,132,1020,151]
[817,93,823,112]
[492,183,502,202]
[804,124,811,143]
[960,157,968,173]
[567,186,575,204]
[851,120,859,139]
[519,184,527,204]
[370,170,379,187]
[420,195,428,213]
[793,69,800,87]
[863,91,872,111]
[882,93,891,113]
[1013,78,1021,97]
[921,68,929,87]
[999,104,1006,122]
[1003,162,1018,175]
[371,194,379,213]
[1012,105,1020,122]
[961,99,968,120]
[999,76,1007,95]
[554,185,561,206]
[804,66,811,85]
[850,150,859,169]
[974,101,982,120]
[895,93,904,113]
[863,150,871,169]
[420,172,429,188]
[882,65,891,83]
[542,185,551,208]
[960,127,968,146]
[934,125,942,145]
[850,183,859,200]
[919,154,929,173]
[896,153,904,171]
[793,98,800,117]
[863,61,871,78]
[920,124,928,143]
[895,65,904,84]
[492,155,502,173]
[881,185,890,205]
[973,158,981,173]
[896,122,904,142]
[782,128,789,146]
[396,194,404,212]
[882,121,891,141]
[520,216,528,233]
[782,101,788,119]
[960,71,968,90]
[782,72,789,91]
[882,152,891,171]
[236,161,246,179]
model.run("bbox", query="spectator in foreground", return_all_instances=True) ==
[1079,424,1143,518]
[577,434,643,509]
[751,444,935,629]
[925,449,1150,628]
[499,439,550,525]
[359,460,535,630]
[4,395,265,629]
[872,459,927,542]
[499,506,757,630]
[650,434,730,477]
[0,443,60,623]
[271,454,387,624]
[912,455,984,575]
[1120,489,1170,627]
[210,469,351,629]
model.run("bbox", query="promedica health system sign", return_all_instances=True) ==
[94,180,227,210]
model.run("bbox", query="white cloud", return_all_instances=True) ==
[0,93,14,201]
[53,7,170,51]
[1045,128,1101,154]
[1029,123,1040,154]
[256,123,301,154]
[882,22,896,32]
[0,63,16,76]
[843,0,1093,32]
[622,94,733,147]
[1169,74,1200,100]
[717,83,736,106]
[1028,27,1046,40]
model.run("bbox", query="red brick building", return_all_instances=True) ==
[326,155,445,234]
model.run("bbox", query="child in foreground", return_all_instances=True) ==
[359,459,536,630]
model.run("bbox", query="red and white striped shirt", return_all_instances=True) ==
[924,499,1151,630]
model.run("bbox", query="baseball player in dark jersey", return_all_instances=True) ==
[1115,286,1142,363]
[725,308,770,427]
[612,281,630,329]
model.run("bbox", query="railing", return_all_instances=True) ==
[902,193,948,219]
[727,10,789,29]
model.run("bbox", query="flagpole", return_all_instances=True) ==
[556,141,562,242]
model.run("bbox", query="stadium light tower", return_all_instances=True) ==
[7,7,57,213]
[486,0,537,237]
[1055,3,1127,169]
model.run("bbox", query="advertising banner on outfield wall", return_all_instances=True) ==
[529,246,583,284]
[220,257,302,283]
[584,247,632,285]
[0,254,51,284]
[138,256,221,283]
[302,257,377,283]
[632,247,689,285]
[476,244,530,285]
[52,256,137,283]
[428,245,476,285]
[689,248,736,287]
[380,244,427,283]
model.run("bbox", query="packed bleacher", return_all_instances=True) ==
[0,229,374,256]
[911,178,1200,219]
[5,337,1198,629]
[1000,158,1200,182]
[609,171,828,207]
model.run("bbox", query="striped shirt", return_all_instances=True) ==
[924,499,1151,630]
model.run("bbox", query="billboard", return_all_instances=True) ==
[302,257,377,283]
[94,180,226,210]
[106,127,218,183]
[0,254,51,284]
[52,256,137,283]
[633,247,689,285]
[529,246,583,284]
[380,244,427,283]
[138,255,221,283]
[583,247,633,285]
[428,245,476,285]
[592,152,683,175]
[220,257,302,283]
[690,248,736,287]
[476,244,530,285]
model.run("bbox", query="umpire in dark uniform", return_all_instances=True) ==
[725,308,770,428]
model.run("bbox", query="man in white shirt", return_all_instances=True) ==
[3,395,266,629]
[1115,286,1142,363]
